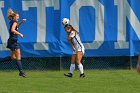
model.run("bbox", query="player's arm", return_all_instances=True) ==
[11,22,23,37]
[17,19,26,27]
[68,37,75,51]
[68,31,76,51]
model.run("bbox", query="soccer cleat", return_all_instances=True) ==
[19,72,27,78]
[80,73,85,78]
[64,73,73,77]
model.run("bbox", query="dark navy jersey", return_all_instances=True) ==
[7,20,20,50]
[9,20,18,39]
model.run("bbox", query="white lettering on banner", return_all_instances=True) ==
[0,1,9,50]
[22,0,59,50]
[0,0,140,52]
[114,0,129,49]
[71,0,104,49]
[115,0,140,49]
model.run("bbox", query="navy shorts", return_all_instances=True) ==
[7,38,20,51]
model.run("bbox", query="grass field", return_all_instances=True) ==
[0,70,140,93]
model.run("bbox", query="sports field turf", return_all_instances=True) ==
[0,70,140,93]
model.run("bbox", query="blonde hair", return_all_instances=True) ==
[7,8,17,20]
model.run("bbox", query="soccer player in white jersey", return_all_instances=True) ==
[63,24,85,78]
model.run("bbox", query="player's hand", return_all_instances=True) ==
[19,33,24,38]
[22,19,26,22]
[73,47,76,52]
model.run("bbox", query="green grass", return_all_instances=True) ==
[0,70,140,93]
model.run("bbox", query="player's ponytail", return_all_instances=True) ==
[7,8,15,20]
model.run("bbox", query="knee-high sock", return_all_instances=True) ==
[70,64,75,74]
[16,60,23,73]
[0,56,11,62]
[78,63,84,74]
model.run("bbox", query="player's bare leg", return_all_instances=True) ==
[76,52,85,78]
[11,51,16,59]
[136,55,140,74]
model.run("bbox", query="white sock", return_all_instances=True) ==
[78,64,84,74]
[70,64,75,74]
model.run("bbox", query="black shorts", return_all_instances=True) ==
[7,38,20,51]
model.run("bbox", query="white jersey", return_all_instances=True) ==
[69,31,85,54]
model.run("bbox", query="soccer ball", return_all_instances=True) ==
[62,18,70,26]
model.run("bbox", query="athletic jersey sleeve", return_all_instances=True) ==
[69,31,76,38]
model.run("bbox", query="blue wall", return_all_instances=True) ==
[0,0,140,57]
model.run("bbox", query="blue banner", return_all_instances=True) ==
[0,0,140,57]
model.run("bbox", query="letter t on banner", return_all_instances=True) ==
[22,0,59,50]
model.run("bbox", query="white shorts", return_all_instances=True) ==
[73,47,85,55]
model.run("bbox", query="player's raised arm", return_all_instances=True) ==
[17,19,26,27]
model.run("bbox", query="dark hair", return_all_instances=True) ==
[64,24,79,34]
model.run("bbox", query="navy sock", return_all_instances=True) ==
[16,60,23,73]
[0,56,11,62]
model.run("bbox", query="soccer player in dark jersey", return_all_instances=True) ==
[4,8,26,77]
